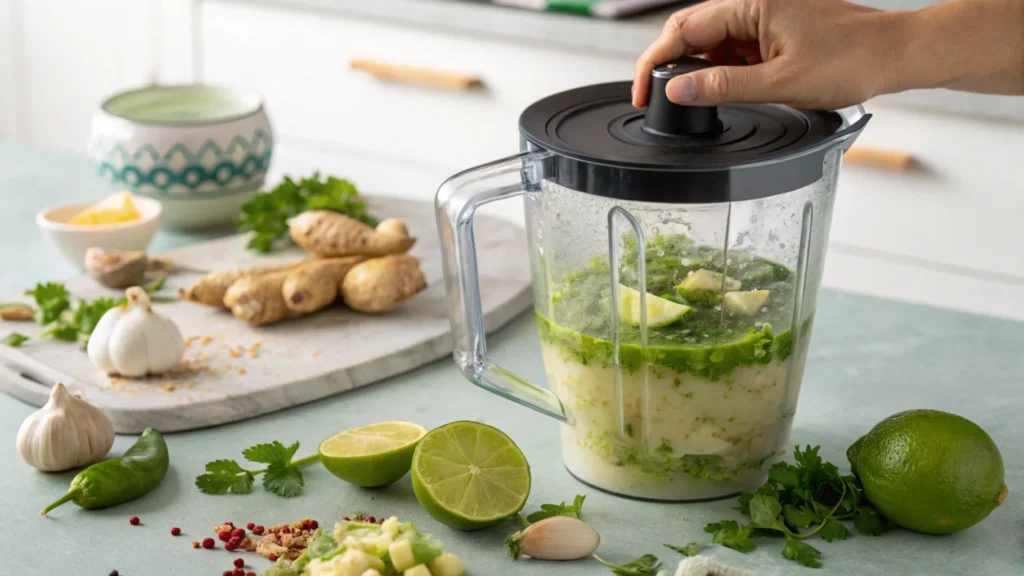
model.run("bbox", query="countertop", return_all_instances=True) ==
[2,140,1023,575]
[229,0,1024,123]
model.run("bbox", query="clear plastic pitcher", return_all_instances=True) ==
[436,58,870,501]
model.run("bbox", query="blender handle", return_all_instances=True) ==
[435,150,570,423]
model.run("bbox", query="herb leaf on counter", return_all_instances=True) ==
[195,459,256,495]
[235,173,377,253]
[1,332,28,347]
[196,441,319,498]
[26,282,71,324]
[525,494,586,523]
[593,553,662,575]
[669,445,888,569]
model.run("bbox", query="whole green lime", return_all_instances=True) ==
[848,409,1007,535]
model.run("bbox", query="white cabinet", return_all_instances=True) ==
[0,0,195,153]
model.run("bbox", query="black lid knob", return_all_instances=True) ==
[642,57,721,137]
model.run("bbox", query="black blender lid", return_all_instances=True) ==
[519,57,869,203]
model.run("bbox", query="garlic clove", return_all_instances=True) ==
[89,286,185,377]
[17,382,115,472]
[512,517,600,561]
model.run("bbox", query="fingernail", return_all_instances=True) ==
[667,77,697,102]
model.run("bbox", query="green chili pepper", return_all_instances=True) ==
[41,428,169,516]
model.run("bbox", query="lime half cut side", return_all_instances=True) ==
[318,421,427,487]
[411,421,531,531]
[618,284,692,328]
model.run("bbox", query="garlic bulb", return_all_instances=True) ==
[17,382,115,472]
[87,286,185,377]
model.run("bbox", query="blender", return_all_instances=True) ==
[436,57,870,501]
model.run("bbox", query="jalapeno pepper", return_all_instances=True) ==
[41,427,169,516]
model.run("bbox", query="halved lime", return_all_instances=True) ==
[319,421,427,488]
[410,421,530,531]
[617,284,692,328]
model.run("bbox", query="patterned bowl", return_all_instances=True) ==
[88,85,273,229]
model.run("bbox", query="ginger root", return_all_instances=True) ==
[289,211,415,258]
[283,256,364,314]
[180,263,299,308]
[341,256,427,313]
[223,270,293,326]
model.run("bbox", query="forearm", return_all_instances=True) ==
[884,0,1024,96]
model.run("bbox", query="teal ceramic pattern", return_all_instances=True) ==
[91,129,273,199]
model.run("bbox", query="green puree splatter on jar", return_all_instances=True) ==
[538,234,799,378]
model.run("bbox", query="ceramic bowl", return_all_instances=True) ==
[88,85,273,230]
[36,198,162,269]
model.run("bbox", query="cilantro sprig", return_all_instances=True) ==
[195,441,319,498]
[235,173,377,253]
[16,278,172,350]
[665,445,889,569]
[506,494,587,560]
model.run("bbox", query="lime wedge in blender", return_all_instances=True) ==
[617,284,692,328]
[319,421,428,487]
[411,421,530,531]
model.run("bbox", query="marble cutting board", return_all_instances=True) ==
[0,197,533,433]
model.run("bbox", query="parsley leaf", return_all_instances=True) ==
[1,332,28,347]
[197,441,317,498]
[235,173,377,253]
[818,518,849,542]
[782,535,822,568]
[195,459,256,495]
[42,323,80,342]
[593,554,662,575]
[853,506,888,535]
[262,462,304,498]
[783,503,819,529]
[72,297,118,337]
[27,283,70,324]
[749,494,783,529]
[243,441,299,466]
[525,494,586,523]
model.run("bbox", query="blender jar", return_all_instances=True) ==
[436,57,869,501]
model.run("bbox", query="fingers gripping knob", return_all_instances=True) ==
[642,57,722,136]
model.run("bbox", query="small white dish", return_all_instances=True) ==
[36,197,162,269]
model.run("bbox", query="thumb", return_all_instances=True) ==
[666,63,786,106]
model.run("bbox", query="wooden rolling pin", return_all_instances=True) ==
[844,147,914,171]
[349,59,483,91]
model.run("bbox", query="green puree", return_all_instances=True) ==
[539,234,800,379]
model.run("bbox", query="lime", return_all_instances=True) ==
[848,409,1007,535]
[319,421,427,487]
[410,421,530,531]
[617,285,692,328]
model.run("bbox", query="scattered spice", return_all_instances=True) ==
[109,571,118,576]
[228,346,243,358]
[252,525,265,535]
[247,572,257,576]
[237,367,247,376]
[247,522,255,530]
[218,530,232,542]
[248,341,263,358]
[129,516,140,526]
[192,541,200,549]
[268,554,279,562]
[203,538,216,549]
[222,571,233,576]
[184,335,200,347]
[201,335,214,345]
[162,383,177,392]
[234,558,245,568]
[234,569,245,576]
[186,380,196,389]
[171,527,181,536]
[311,350,321,358]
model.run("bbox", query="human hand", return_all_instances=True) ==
[632,0,903,110]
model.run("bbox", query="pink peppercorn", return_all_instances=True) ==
[129,516,140,526]
[268,554,279,562]
[234,558,244,568]
[233,569,245,576]
[231,528,245,539]
[247,572,257,576]
[246,522,255,530]
[309,520,318,529]
[202,538,216,549]
[218,531,232,542]
[225,542,237,552]
[223,571,233,576]
[252,525,264,535]
[170,527,181,536]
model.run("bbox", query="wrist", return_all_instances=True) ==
[867,9,924,97]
